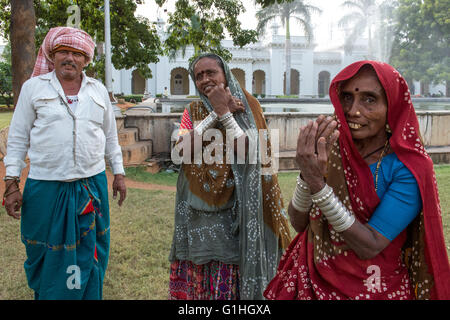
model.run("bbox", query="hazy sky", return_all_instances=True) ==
[135,0,347,51]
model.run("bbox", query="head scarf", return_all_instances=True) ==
[31,26,95,77]
[265,61,450,300]
[170,53,290,299]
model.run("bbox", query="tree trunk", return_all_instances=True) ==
[10,0,36,107]
[285,17,291,96]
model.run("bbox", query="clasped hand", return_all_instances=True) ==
[206,83,245,116]
[296,115,340,193]
[4,180,22,219]
[178,83,245,148]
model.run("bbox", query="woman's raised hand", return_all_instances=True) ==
[295,116,339,193]
[315,115,340,176]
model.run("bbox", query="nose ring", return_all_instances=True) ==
[356,111,361,116]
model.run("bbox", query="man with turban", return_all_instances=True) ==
[3,27,126,299]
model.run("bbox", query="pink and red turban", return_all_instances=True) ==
[31,26,95,78]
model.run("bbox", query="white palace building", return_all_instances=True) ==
[0,20,445,98]
[110,20,446,98]
[112,21,370,98]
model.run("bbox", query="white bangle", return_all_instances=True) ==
[312,183,355,232]
[194,111,218,136]
[311,184,334,205]
[333,214,355,232]
[219,112,245,139]
[291,173,312,212]
[218,111,233,122]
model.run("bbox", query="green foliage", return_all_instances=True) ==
[0,0,162,81]
[390,0,450,87]
[254,0,294,7]
[0,43,12,108]
[160,0,258,63]
[0,62,12,107]
[0,0,10,40]
[124,167,179,186]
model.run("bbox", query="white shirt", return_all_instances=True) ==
[4,71,125,180]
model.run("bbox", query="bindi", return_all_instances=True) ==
[355,88,359,91]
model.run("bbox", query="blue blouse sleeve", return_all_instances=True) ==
[367,156,422,241]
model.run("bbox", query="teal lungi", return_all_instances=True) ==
[20,171,110,300]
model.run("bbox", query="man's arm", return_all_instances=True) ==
[101,86,126,206]
[4,80,35,177]
[102,87,124,175]
[3,80,35,219]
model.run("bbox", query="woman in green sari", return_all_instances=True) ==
[168,53,291,300]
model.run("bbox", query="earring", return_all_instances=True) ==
[386,124,392,133]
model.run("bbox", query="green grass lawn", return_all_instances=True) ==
[0,110,13,129]
[124,166,179,186]
[0,168,449,299]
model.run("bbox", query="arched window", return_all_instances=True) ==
[231,68,246,89]
[131,69,145,94]
[283,69,300,95]
[318,71,331,97]
[252,70,266,95]
[170,68,189,95]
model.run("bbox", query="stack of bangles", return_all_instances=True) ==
[218,112,245,140]
[291,173,355,232]
[194,111,245,140]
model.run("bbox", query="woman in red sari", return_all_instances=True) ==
[264,61,450,300]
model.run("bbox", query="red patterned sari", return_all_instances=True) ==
[264,61,450,300]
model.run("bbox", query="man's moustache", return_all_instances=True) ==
[61,61,76,68]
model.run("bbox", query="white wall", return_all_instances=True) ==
[110,33,379,97]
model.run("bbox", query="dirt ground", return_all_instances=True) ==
[0,161,176,196]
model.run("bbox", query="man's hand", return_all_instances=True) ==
[4,180,22,219]
[112,174,126,206]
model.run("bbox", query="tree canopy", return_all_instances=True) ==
[0,0,162,80]
[254,0,294,8]
[158,0,258,62]
[390,0,449,90]
[0,43,13,107]
[0,0,268,74]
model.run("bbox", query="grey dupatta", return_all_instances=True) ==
[169,53,282,299]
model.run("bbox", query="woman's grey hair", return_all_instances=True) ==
[191,53,225,73]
